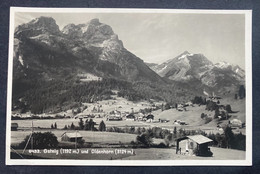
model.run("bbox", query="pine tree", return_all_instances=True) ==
[99,120,106,131]
[78,118,84,130]
[71,123,75,130]
[214,108,220,119]
[84,119,89,130]
[225,105,232,113]
[238,85,245,99]
[224,126,234,148]
[54,122,57,129]
[89,119,95,131]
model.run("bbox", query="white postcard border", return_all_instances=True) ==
[6,7,252,166]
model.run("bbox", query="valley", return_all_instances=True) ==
[9,16,247,161]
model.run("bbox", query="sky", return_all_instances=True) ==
[14,12,246,69]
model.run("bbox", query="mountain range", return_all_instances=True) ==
[12,17,245,113]
[14,17,163,83]
[147,51,245,94]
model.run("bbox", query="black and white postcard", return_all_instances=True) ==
[6,7,252,166]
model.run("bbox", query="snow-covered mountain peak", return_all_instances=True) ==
[214,61,232,69]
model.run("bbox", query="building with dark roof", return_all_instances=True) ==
[176,135,213,156]
[61,132,83,142]
[11,123,18,131]
[126,114,135,121]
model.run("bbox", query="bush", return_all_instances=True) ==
[136,133,153,147]
[225,105,232,113]
[206,101,218,111]
[77,139,85,148]
[205,117,212,124]
[18,132,58,149]
[201,113,206,119]
[154,142,168,148]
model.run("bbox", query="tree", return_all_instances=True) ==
[165,103,171,110]
[173,127,177,136]
[136,127,142,134]
[206,100,217,111]
[84,119,89,130]
[54,122,57,129]
[224,126,234,149]
[129,126,135,134]
[161,104,164,111]
[78,118,84,130]
[136,133,153,147]
[214,108,220,119]
[233,132,246,150]
[83,119,96,131]
[201,113,206,119]
[51,124,54,129]
[77,107,82,113]
[238,85,245,99]
[99,120,106,131]
[71,123,75,130]
[221,111,228,120]
[225,105,232,113]
[18,132,58,149]
[88,119,95,131]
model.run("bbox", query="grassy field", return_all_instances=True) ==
[123,147,245,160]
[11,98,246,139]
[11,147,245,160]
[12,93,246,131]
[11,96,246,148]
[11,130,137,144]
[11,148,131,160]
[11,129,164,145]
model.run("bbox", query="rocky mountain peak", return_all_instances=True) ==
[147,51,244,93]
[61,18,116,45]
[182,50,190,55]
[214,61,231,69]
[88,18,100,25]
[15,16,60,37]
[13,16,163,85]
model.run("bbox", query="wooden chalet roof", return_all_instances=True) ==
[11,123,18,127]
[62,132,82,138]
[126,114,135,118]
[187,135,213,144]
[146,114,154,119]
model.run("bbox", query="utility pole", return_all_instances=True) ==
[22,120,34,155]
[31,120,34,156]
[75,130,77,149]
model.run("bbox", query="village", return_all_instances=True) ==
[10,90,246,160]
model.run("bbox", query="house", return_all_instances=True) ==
[230,119,243,128]
[176,135,213,156]
[11,123,18,131]
[174,120,186,125]
[177,104,186,111]
[146,114,154,122]
[107,115,122,121]
[159,119,170,123]
[61,132,83,142]
[185,101,193,107]
[137,113,145,121]
[126,114,135,121]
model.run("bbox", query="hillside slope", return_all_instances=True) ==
[148,51,245,95]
